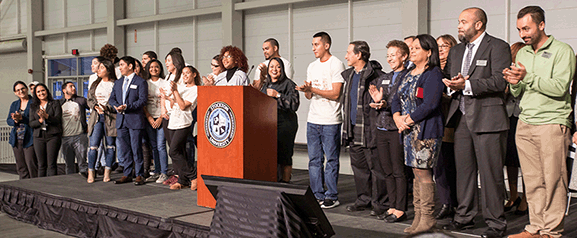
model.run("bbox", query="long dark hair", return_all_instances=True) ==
[266,57,287,84]
[145,59,165,80]
[135,59,147,79]
[183,65,201,86]
[91,58,117,91]
[31,83,53,111]
[165,51,185,83]
[415,34,440,70]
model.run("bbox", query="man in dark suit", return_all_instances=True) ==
[441,7,511,238]
[109,56,148,185]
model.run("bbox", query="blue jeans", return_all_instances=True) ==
[88,118,116,170]
[145,122,168,175]
[307,123,341,200]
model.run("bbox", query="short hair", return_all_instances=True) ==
[119,56,136,72]
[145,59,166,80]
[436,34,458,48]
[264,38,279,50]
[100,44,118,61]
[170,47,182,54]
[184,65,202,86]
[13,81,27,92]
[510,42,526,62]
[313,31,332,47]
[517,5,545,25]
[404,36,416,41]
[415,34,441,70]
[143,51,158,60]
[218,45,249,73]
[386,40,410,57]
[349,41,371,62]
[62,81,75,91]
[464,7,488,30]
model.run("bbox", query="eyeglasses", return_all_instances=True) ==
[223,55,233,59]
[211,64,220,67]
[439,44,451,49]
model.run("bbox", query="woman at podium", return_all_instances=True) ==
[206,46,250,86]
[260,57,300,182]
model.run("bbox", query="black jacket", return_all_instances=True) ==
[341,60,385,148]
[373,68,410,131]
[29,100,62,138]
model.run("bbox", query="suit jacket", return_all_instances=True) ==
[108,74,148,130]
[444,33,511,133]
[29,100,63,138]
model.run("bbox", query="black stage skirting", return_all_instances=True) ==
[0,182,210,238]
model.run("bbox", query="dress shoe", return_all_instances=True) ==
[370,209,385,216]
[443,220,475,231]
[346,204,370,212]
[514,208,528,215]
[376,213,391,220]
[504,197,522,212]
[481,228,503,238]
[113,176,133,184]
[435,204,454,219]
[79,171,88,178]
[134,176,145,185]
[507,230,541,238]
[385,212,407,223]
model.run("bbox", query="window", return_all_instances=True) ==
[47,56,96,99]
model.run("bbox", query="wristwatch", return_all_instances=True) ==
[276,93,281,98]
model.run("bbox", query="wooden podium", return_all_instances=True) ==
[197,86,277,208]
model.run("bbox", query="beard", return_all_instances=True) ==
[458,27,477,43]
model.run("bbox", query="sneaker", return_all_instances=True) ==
[163,175,179,185]
[146,174,159,182]
[149,171,157,176]
[156,174,169,184]
[317,199,324,205]
[321,199,340,209]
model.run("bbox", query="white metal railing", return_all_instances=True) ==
[0,125,65,164]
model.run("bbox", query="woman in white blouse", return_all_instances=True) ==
[206,46,249,86]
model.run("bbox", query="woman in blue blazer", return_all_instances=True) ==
[7,81,38,179]
[391,34,444,234]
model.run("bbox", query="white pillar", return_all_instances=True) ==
[402,0,429,37]
[107,0,125,55]
[27,0,43,83]
[221,0,243,49]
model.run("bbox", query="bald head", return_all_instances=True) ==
[463,7,487,31]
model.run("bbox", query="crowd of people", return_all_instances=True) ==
[6,4,576,238]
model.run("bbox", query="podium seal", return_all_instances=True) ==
[205,101,236,148]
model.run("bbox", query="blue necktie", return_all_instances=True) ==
[122,77,129,104]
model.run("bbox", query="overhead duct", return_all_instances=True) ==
[0,39,27,54]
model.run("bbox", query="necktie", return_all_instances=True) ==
[122,77,129,104]
[460,43,475,114]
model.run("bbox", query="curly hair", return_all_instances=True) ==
[100,44,118,62]
[219,45,249,73]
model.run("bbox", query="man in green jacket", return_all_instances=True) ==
[504,6,576,238]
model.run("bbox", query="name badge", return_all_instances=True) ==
[476,60,487,66]
[382,80,390,85]
[130,84,138,89]
[542,52,552,59]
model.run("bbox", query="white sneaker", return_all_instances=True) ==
[149,171,157,176]
[321,199,340,209]
[156,173,169,184]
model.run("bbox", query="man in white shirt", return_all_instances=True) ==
[296,32,345,209]
[252,38,294,89]
[59,82,89,177]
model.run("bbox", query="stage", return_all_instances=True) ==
[1,163,577,237]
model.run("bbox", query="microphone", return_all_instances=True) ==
[247,65,255,77]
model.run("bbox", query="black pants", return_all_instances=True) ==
[376,130,407,211]
[349,144,388,213]
[13,140,37,179]
[434,141,457,207]
[168,126,197,186]
[34,133,62,177]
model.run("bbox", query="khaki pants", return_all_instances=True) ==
[516,121,570,238]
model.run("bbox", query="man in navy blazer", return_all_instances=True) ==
[108,56,148,185]
[441,8,511,238]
